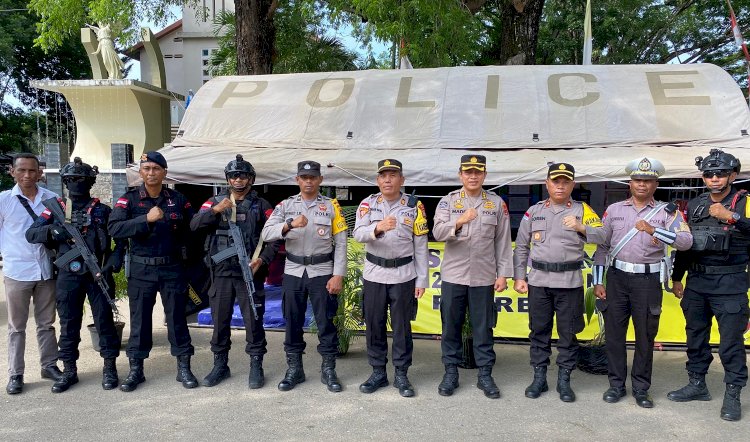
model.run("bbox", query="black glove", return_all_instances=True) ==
[101,253,124,274]
[50,227,70,242]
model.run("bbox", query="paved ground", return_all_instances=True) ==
[0,269,748,441]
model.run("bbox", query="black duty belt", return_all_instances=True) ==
[531,260,583,272]
[286,251,334,266]
[366,252,413,268]
[689,263,748,275]
[130,255,179,266]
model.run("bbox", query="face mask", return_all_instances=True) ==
[65,180,92,196]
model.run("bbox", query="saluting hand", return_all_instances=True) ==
[708,203,733,222]
[146,206,164,223]
[292,214,308,228]
[594,284,606,300]
[562,215,585,233]
[212,197,234,214]
[635,219,655,235]
[456,208,478,228]
[376,215,398,233]
[514,279,528,294]
[672,281,685,299]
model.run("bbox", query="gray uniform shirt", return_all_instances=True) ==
[353,193,429,287]
[261,193,348,278]
[513,199,606,288]
[433,188,513,287]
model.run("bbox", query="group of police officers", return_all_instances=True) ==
[14,148,749,422]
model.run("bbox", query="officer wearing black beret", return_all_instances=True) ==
[109,151,198,392]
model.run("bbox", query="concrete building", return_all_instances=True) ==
[128,1,235,126]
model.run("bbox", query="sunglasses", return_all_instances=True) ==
[227,172,250,180]
[63,176,87,182]
[702,170,731,178]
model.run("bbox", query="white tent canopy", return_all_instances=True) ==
[136,64,750,186]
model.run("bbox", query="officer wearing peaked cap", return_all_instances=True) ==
[108,151,199,392]
[353,159,429,397]
[669,149,750,421]
[592,157,692,408]
[261,160,348,393]
[433,154,513,399]
[513,163,606,402]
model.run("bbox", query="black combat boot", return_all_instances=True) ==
[6,375,23,395]
[51,361,79,393]
[438,364,459,396]
[720,384,742,421]
[248,355,264,389]
[477,365,500,399]
[176,355,199,389]
[556,368,575,402]
[359,366,389,394]
[278,353,305,391]
[393,367,415,398]
[321,355,343,393]
[202,352,230,387]
[667,371,712,402]
[524,365,548,399]
[120,358,145,392]
[102,358,119,390]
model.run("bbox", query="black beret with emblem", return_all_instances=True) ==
[377,159,402,173]
[140,151,167,169]
[460,154,486,171]
[297,160,321,176]
[548,163,575,180]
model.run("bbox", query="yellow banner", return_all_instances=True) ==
[399,242,750,345]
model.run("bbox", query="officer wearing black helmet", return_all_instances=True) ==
[190,155,280,388]
[109,151,198,392]
[669,148,750,422]
[26,157,126,393]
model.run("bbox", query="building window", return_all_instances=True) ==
[201,48,218,83]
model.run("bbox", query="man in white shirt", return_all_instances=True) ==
[0,153,62,394]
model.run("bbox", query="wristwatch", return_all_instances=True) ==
[727,211,741,225]
[285,218,294,230]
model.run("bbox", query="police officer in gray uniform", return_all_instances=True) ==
[433,154,513,399]
[514,163,605,402]
[261,161,348,393]
[353,159,429,398]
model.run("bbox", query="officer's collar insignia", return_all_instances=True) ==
[482,191,487,199]
[376,195,383,203]
[545,200,551,207]
[566,201,572,208]
[400,198,406,205]
[638,158,651,171]
[138,187,147,198]
[460,191,466,198]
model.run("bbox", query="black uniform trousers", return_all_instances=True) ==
[363,278,416,369]
[57,273,120,361]
[682,288,749,387]
[209,277,267,356]
[528,285,585,370]
[440,281,496,368]
[602,267,662,391]
[126,264,194,359]
[282,272,339,356]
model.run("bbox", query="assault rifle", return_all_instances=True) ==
[44,199,119,314]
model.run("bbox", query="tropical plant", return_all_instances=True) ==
[333,245,365,355]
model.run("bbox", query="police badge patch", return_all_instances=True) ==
[69,261,82,272]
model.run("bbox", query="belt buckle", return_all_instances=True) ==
[622,261,635,273]
[385,258,396,267]
[302,256,313,265]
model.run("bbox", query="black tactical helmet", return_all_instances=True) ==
[695,149,741,174]
[60,157,98,179]
[224,154,255,178]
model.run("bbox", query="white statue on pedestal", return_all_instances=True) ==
[87,23,124,80]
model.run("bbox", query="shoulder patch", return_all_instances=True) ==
[115,198,128,209]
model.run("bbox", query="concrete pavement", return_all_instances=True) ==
[0,270,747,440]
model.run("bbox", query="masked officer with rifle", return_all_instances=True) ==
[26,157,126,393]
[190,155,280,389]
[668,149,750,422]
[109,151,198,392]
